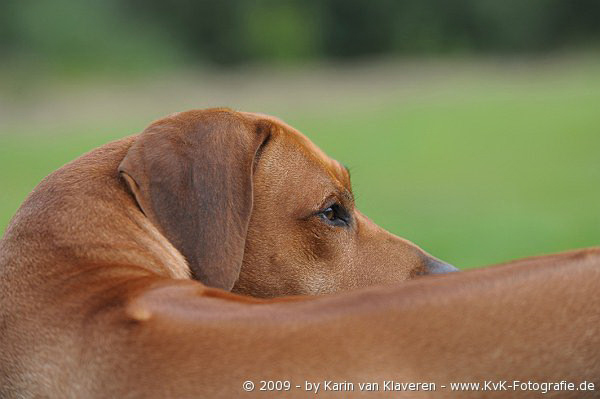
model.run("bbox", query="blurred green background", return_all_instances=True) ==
[1,0,599,269]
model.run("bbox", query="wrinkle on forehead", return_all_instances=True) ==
[242,111,352,194]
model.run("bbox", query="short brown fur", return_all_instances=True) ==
[1,109,598,398]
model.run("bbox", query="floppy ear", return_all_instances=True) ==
[118,109,271,290]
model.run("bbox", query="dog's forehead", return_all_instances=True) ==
[241,112,350,186]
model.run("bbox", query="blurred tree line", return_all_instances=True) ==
[1,0,599,73]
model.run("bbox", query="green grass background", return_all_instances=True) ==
[1,56,599,269]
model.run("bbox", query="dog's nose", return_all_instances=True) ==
[426,257,459,274]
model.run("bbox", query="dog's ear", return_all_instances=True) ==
[118,110,272,290]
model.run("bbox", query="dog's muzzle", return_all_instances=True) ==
[426,258,459,274]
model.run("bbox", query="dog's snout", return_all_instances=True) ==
[426,258,459,274]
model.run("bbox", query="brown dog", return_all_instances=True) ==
[115,108,453,296]
[1,109,598,398]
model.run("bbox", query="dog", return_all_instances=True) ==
[1,109,598,398]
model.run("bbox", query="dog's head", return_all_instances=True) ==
[119,109,456,297]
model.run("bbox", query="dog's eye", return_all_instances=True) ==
[323,207,336,221]
[318,204,350,227]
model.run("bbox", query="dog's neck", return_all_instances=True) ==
[0,137,191,289]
